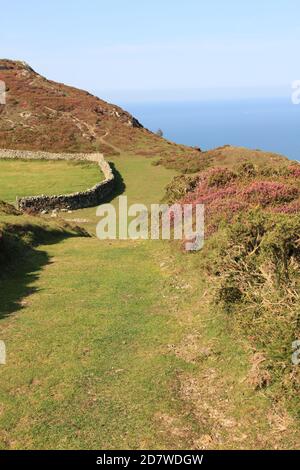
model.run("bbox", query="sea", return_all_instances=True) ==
[120,98,300,162]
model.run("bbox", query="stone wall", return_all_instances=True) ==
[0,149,115,212]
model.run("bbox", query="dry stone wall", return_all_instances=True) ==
[0,149,115,212]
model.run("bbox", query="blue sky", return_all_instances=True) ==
[0,0,299,102]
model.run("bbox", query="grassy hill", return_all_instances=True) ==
[0,59,202,173]
[1,60,300,449]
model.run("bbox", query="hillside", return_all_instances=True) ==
[0,59,140,154]
[1,59,293,176]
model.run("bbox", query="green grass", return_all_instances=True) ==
[0,159,101,204]
[0,153,299,449]
[108,154,178,206]
[0,155,187,449]
[64,154,178,234]
[0,235,192,449]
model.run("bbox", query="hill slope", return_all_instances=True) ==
[1,159,299,449]
[1,59,293,175]
[0,59,143,154]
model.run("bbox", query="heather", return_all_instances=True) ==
[169,163,300,235]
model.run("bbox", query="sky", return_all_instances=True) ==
[0,0,299,102]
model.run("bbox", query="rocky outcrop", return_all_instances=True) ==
[0,149,115,212]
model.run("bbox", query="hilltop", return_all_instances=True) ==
[1,59,290,176]
[0,59,201,166]
[0,59,141,154]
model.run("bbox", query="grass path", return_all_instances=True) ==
[0,154,299,449]
[0,237,189,449]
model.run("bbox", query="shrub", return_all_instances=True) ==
[272,199,300,214]
[206,167,236,188]
[242,181,298,206]
[237,161,257,177]
[164,174,200,203]
[289,165,300,178]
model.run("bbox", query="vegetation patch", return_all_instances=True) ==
[0,159,101,204]
[203,211,300,411]
[166,162,300,236]
[163,151,300,422]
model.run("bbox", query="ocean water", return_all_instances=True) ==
[121,98,300,161]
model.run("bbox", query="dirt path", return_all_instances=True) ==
[99,130,122,154]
